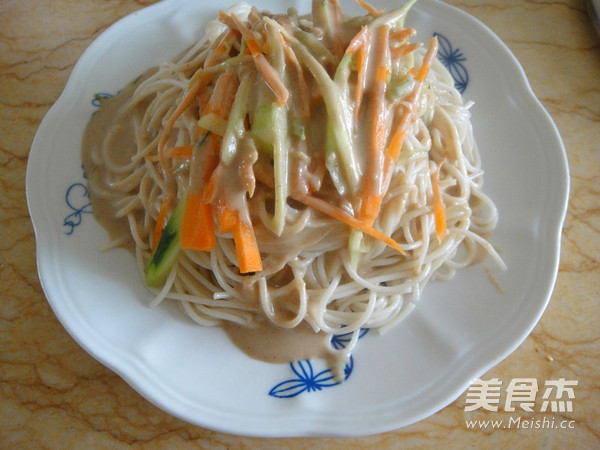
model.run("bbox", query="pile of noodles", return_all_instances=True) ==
[85,1,504,361]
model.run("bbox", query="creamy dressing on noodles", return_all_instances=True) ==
[82,71,341,366]
[81,1,504,377]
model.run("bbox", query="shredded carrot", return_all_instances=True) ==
[180,69,241,253]
[192,133,220,190]
[180,74,236,253]
[152,193,174,251]
[215,202,238,234]
[359,24,390,226]
[391,42,421,59]
[293,193,405,255]
[179,141,219,251]
[157,74,211,173]
[389,27,416,43]
[345,26,371,123]
[354,36,438,231]
[355,0,385,17]
[202,171,217,204]
[354,45,367,122]
[167,145,194,159]
[283,44,311,119]
[204,29,238,68]
[232,213,263,273]
[207,70,239,118]
[192,72,237,143]
[214,203,262,273]
[345,25,370,54]
[180,193,216,251]
[219,12,289,106]
[431,158,447,243]
[385,37,438,166]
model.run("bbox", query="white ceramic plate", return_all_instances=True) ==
[26,0,569,437]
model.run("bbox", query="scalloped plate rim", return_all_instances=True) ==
[26,0,569,437]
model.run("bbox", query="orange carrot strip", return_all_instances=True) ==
[355,0,385,17]
[232,214,263,273]
[216,203,238,234]
[354,45,367,122]
[181,71,239,252]
[345,25,370,54]
[180,193,216,251]
[359,24,390,226]
[188,132,220,193]
[180,133,220,250]
[345,26,371,123]
[431,158,447,243]
[207,70,239,118]
[219,12,289,105]
[385,126,407,173]
[152,193,174,251]
[213,203,263,273]
[356,37,438,230]
[283,44,311,119]
[202,171,217,204]
[204,29,238,68]
[167,145,194,159]
[157,74,211,173]
[389,27,416,43]
[181,83,231,252]
[386,36,438,166]
[293,193,405,255]
[391,42,421,59]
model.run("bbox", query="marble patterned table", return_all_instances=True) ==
[1,0,598,447]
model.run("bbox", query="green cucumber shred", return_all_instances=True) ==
[144,196,186,287]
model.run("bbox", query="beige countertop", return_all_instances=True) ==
[1,0,599,447]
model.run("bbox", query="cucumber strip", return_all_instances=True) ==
[198,112,228,137]
[287,36,360,192]
[144,196,186,287]
[220,72,254,165]
[251,98,277,154]
[368,0,418,29]
[265,19,290,236]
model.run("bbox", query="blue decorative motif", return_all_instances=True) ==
[268,359,351,398]
[269,329,368,398]
[92,75,142,107]
[434,32,469,93]
[91,92,114,107]
[64,169,92,235]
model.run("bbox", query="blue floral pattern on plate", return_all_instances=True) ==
[63,93,112,234]
[91,92,114,107]
[269,329,368,398]
[434,32,469,93]
[64,168,92,235]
